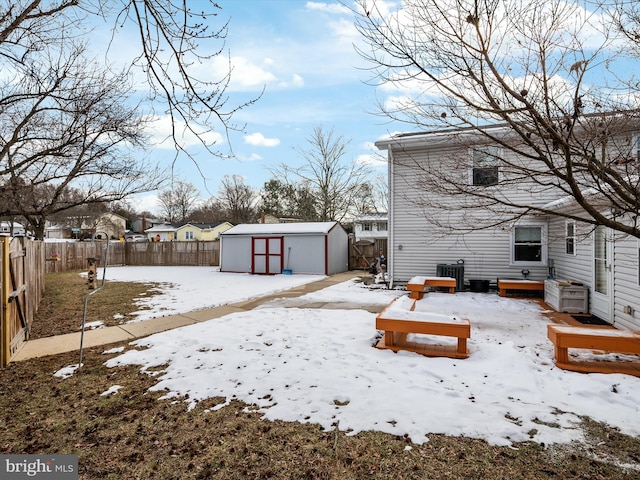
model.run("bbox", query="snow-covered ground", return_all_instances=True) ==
[62,266,640,447]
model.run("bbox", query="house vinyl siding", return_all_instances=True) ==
[389,145,551,285]
[546,214,640,330]
[612,234,640,330]
[382,124,640,328]
[547,219,592,285]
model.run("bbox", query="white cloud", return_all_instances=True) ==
[278,74,305,88]
[132,193,161,216]
[147,116,225,150]
[356,142,388,167]
[236,152,264,162]
[305,2,352,15]
[244,132,281,147]
[210,56,277,90]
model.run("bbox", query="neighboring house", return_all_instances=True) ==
[258,212,303,224]
[132,216,166,234]
[144,222,176,241]
[0,221,27,236]
[219,221,348,275]
[94,212,127,239]
[44,212,126,239]
[353,213,388,242]
[175,222,233,241]
[376,125,640,330]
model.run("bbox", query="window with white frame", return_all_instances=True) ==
[471,146,500,186]
[566,221,576,255]
[377,222,387,231]
[185,231,194,240]
[512,224,546,264]
[362,222,372,231]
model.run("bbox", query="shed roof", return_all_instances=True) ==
[222,221,340,236]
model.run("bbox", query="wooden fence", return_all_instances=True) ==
[348,238,387,271]
[45,240,220,273]
[1,237,45,367]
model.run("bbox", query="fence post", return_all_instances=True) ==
[1,237,9,367]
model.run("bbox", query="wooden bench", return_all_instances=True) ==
[498,279,544,297]
[375,297,471,359]
[547,324,640,377]
[407,276,457,299]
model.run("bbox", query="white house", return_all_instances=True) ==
[0,221,27,236]
[144,223,176,242]
[353,213,388,242]
[219,222,349,275]
[376,125,640,330]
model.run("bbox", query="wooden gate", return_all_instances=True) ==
[349,238,388,270]
[1,237,45,366]
[251,237,283,274]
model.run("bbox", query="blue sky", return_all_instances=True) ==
[123,1,398,215]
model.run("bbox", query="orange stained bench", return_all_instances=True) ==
[547,324,640,377]
[407,276,457,299]
[375,297,471,359]
[497,279,544,297]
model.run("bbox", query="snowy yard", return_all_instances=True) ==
[74,266,640,447]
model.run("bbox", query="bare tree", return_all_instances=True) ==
[0,2,258,239]
[354,0,640,238]
[0,42,163,239]
[271,125,372,222]
[187,197,227,224]
[218,175,258,224]
[157,180,200,223]
[1,1,257,158]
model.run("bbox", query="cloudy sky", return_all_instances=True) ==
[119,1,399,214]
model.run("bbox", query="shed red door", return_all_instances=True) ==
[252,237,283,274]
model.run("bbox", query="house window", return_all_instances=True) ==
[377,222,387,231]
[185,231,194,240]
[566,221,576,255]
[362,222,372,231]
[471,147,500,186]
[512,225,546,264]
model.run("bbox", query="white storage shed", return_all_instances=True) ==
[220,221,349,275]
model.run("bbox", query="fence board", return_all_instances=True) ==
[349,238,387,270]
[45,241,219,273]
[1,237,45,366]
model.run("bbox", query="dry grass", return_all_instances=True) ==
[30,271,163,339]
[1,271,639,479]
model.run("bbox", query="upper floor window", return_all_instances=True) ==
[362,222,372,231]
[511,224,546,264]
[376,222,387,231]
[566,221,576,255]
[471,146,500,186]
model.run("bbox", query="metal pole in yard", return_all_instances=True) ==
[78,232,110,367]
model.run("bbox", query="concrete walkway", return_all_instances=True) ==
[11,271,365,362]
